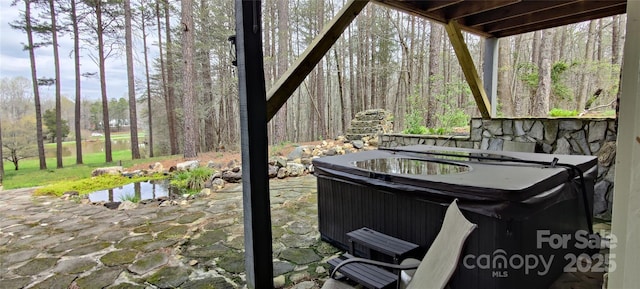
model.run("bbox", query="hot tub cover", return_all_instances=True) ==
[312,145,596,219]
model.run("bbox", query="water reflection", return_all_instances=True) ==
[354,158,469,175]
[45,139,134,158]
[88,179,173,202]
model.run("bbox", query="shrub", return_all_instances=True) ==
[402,124,428,135]
[170,167,214,195]
[120,192,141,203]
[549,108,579,117]
[402,91,429,135]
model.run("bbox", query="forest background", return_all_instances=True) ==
[0,0,625,179]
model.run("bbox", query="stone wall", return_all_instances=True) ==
[379,117,617,220]
[345,109,393,141]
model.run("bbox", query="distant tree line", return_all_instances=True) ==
[1,0,625,177]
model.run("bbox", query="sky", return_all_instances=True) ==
[0,0,149,102]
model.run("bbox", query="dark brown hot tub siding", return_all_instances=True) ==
[317,176,592,289]
[314,146,596,289]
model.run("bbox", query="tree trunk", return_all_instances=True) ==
[196,0,215,152]
[427,22,443,127]
[49,0,63,169]
[512,35,525,116]
[141,5,153,157]
[96,0,113,163]
[334,49,347,134]
[612,15,620,66]
[498,38,513,116]
[597,18,603,62]
[71,0,83,164]
[531,29,553,117]
[274,0,288,144]
[155,0,167,154]
[577,20,596,111]
[24,0,47,170]
[200,48,215,152]
[164,0,179,154]
[316,0,326,139]
[124,0,140,159]
[181,0,197,158]
[531,30,541,66]
[558,25,567,61]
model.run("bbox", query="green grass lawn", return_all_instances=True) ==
[2,149,174,190]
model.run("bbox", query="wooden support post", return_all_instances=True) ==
[235,0,273,288]
[445,20,492,118]
[609,0,640,287]
[266,0,369,121]
[483,37,498,117]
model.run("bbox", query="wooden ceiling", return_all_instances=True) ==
[373,0,627,37]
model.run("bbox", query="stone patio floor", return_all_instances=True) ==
[0,175,606,289]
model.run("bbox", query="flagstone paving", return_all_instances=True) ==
[1,176,336,289]
[0,175,606,289]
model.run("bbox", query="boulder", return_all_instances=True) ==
[91,166,123,177]
[177,160,199,171]
[271,156,288,168]
[268,165,279,178]
[352,140,364,149]
[150,162,164,173]
[118,201,138,211]
[211,178,225,190]
[221,170,242,183]
[277,167,288,179]
[286,163,306,177]
[287,146,307,160]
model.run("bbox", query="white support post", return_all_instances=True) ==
[608,0,640,287]
[483,37,499,117]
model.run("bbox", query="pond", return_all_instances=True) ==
[45,138,144,157]
[88,179,177,203]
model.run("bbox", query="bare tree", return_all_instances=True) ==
[181,0,197,158]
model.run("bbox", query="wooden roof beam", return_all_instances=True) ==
[374,0,493,37]
[444,20,492,118]
[493,5,626,37]
[463,0,581,27]
[419,0,464,12]
[484,0,626,34]
[444,0,521,20]
[266,0,369,121]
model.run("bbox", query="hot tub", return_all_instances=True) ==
[313,145,596,289]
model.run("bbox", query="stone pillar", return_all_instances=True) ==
[609,0,640,287]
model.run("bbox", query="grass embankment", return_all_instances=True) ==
[34,173,167,197]
[2,149,174,191]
